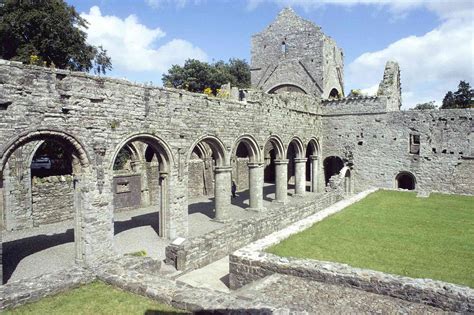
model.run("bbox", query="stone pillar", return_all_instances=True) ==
[274,159,288,203]
[159,172,168,238]
[248,162,264,211]
[310,155,318,193]
[294,158,307,196]
[214,166,232,222]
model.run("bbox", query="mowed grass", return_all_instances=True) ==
[267,190,474,287]
[5,281,186,315]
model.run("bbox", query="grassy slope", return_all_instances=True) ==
[5,281,186,315]
[267,190,474,287]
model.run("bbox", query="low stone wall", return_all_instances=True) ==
[31,175,74,226]
[0,266,95,311]
[165,191,343,272]
[228,190,474,313]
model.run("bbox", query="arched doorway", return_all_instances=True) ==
[0,130,90,284]
[323,156,344,185]
[396,172,416,190]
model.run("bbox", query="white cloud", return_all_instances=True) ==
[347,11,474,108]
[246,0,473,19]
[81,6,207,79]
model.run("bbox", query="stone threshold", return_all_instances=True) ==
[228,188,474,313]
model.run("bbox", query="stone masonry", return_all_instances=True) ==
[0,8,472,289]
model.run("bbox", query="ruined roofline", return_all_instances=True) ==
[252,7,322,38]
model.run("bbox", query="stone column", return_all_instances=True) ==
[159,172,168,238]
[274,159,288,203]
[310,155,318,193]
[248,162,264,211]
[214,166,232,222]
[294,158,307,196]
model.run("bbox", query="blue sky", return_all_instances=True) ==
[67,0,474,108]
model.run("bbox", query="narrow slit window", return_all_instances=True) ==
[281,41,287,54]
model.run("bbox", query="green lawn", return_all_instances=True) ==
[267,190,474,287]
[5,281,186,315]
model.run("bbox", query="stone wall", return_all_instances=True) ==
[113,174,142,210]
[188,159,214,198]
[165,191,342,272]
[322,108,473,194]
[232,157,249,192]
[0,59,323,256]
[31,175,74,226]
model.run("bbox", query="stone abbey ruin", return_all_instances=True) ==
[0,7,472,312]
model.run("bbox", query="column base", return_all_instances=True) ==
[293,192,306,197]
[246,207,265,212]
[211,217,232,224]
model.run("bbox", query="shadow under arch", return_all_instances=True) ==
[264,135,285,160]
[323,156,344,185]
[230,134,262,163]
[287,137,305,159]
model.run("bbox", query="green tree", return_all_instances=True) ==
[0,0,112,73]
[441,81,473,109]
[162,58,250,94]
[412,101,437,110]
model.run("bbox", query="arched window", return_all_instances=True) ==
[329,88,340,99]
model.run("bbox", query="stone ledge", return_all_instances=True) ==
[0,266,95,311]
[228,189,474,312]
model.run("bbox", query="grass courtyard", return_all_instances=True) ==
[4,281,185,315]
[267,190,474,287]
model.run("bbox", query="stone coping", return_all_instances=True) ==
[229,188,474,312]
[0,266,95,311]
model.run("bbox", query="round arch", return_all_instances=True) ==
[340,166,352,194]
[287,137,305,159]
[263,135,285,160]
[0,128,91,172]
[230,135,262,163]
[110,133,174,172]
[267,83,308,95]
[395,171,416,190]
[187,135,228,167]
[306,138,321,157]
